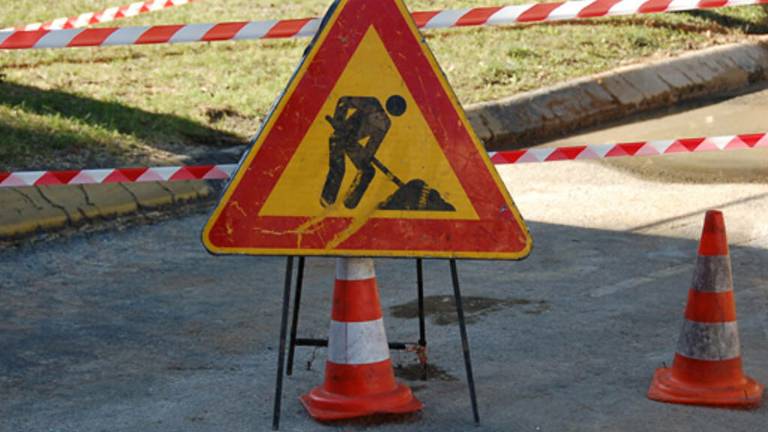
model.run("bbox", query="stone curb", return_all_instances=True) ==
[467,35,768,150]
[0,181,211,241]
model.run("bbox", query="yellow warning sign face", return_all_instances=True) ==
[261,28,477,221]
[202,0,532,259]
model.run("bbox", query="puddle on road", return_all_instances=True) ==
[394,363,458,382]
[390,295,549,326]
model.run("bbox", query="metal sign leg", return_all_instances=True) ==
[286,256,306,376]
[272,256,294,431]
[450,259,480,424]
[416,258,427,381]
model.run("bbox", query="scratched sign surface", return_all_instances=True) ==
[202,0,532,259]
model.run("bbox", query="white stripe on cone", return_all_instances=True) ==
[328,319,391,365]
[336,258,375,281]
[677,320,741,361]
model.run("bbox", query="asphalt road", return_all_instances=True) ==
[2,88,767,431]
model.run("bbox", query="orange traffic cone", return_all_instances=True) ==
[300,257,423,420]
[648,210,764,407]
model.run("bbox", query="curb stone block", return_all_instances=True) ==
[0,181,211,241]
[0,187,68,237]
[464,110,493,143]
[81,184,139,217]
[698,57,740,90]
[619,68,671,104]
[725,47,764,79]
[121,181,210,209]
[671,62,708,88]
[544,85,603,121]
[598,74,645,107]
[746,41,768,66]
[713,56,750,88]
[38,185,102,224]
[123,183,177,208]
[164,180,211,203]
[474,106,509,140]
[527,96,558,123]
[581,81,616,109]
[654,64,691,92]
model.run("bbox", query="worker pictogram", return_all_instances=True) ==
[202,0,531,259]
[321,95,454,211]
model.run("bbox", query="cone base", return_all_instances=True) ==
[300,383,423,421]
[648,367,764,408]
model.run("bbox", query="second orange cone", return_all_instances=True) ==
[648,210,764,407]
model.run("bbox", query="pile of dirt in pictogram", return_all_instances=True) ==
[378,180,455,211]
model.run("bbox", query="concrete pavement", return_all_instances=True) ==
[1,87,767,431]
[2,218,766,431]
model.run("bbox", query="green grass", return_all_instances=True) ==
[0,0,766,170]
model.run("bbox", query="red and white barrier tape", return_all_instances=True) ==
[488,132,768,164]
[1,133,765,188]
[1,0,196,33]
[0,164,236,188]
[1,0,766,50]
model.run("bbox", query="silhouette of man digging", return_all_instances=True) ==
[321,95,406,209]
[321,95,454,211]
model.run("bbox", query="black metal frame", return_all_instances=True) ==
[450,259,480,423]
[271,257,479,430]
[272,256,293,431]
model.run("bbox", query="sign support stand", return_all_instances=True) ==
[286,257,306,376]
[272,257,294,430]
[271,257,480,429]
[416,258,428,381]
[450,259,480,423]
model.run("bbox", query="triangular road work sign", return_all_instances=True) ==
[202,0,532,259]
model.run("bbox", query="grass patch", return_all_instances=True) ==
[0,0,766,170]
